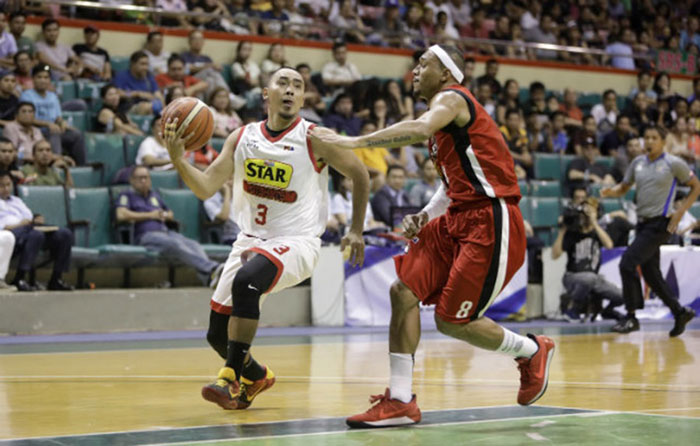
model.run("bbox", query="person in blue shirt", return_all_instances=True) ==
[19,64,86,165]
[115,165,223,287]
[113,50,164,115]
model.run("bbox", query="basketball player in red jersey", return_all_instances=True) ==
[310,45,556,428]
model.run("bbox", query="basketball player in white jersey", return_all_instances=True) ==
[163,67,370,410]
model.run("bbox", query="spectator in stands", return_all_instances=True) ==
[225,0,256,34]
[408,158,439,208]
[675,193,700,246]
[323,93,362,136]
[0,11,17,70]
[434,10,459,41]
[569,114,597,155]
[3,102,45,161]
[296,62,325,124]
[0,137,23,185]
[0,170,73,292]
[181,30,230,99]
[496,79,521,125]
[591,89,619,139]
[629,70,656,101]
[186,142,219,170]
[190,0,231,31]
[524,14,557,60]
[624,91,655,131]
[462,56,475,91]
[368,97,393,130]
[525,111,546,153]
[370,0,405,47]
[20,139,73,187]
[136,115,172,171]
[209,86,242,139]
[203,180,239,245]
[552,195,624,321]
[260,42,287,86]
[604,29,636,70]
[665,116,695,166]
[612,136,643,182]
[331,174,382,234]
[601,114,633,156]
[72,25,111,82]
[546,111,569,153]
[383,79,414,122]
[0,227,15,291]
[0,70,18,127]
[488,15,511,56]
[476,58,501,97]
[143,30,170,76]
[331,0,369,44]
[653,71,672,100]
[322,41,361,94]
[460,6,488,41]
[681,16,700,51]
[371,165,410,228]
[115,165,223,288]
[20,65,86,166]
[35,19,82,81]
[524,81,548,124]
[261,0,289,37]
[566,136,615,192]
[230,40,261,96]
[559,88,583,126]
[155,54,209,99]
[164,85,184,105]
[113,50,164,115]
[476,82,496,118]
[353,121,390,192]
[500,108,530,179]
[12,51,32,92]
[8,11,33,57]
[96,84,144,136]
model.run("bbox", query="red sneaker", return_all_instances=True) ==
[201,367,241,410]
[516,334,556,406]
[346,388,421,428]
[236,366,276,409]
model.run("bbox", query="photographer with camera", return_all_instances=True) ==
[552,195,625,321]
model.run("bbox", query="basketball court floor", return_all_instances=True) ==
[1,320,699,445]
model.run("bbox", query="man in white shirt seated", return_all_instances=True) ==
[321,42,362,94]
[135,115,173,171]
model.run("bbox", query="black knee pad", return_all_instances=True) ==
[230,254,279,320]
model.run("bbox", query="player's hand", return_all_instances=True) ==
[341,230,365,267]
[402,211,429,239]
[163,117,193,162]
[668,211,682,233]
[308,126,358,150]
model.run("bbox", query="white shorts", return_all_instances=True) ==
[210,233,321,314]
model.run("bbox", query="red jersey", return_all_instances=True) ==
[428,85,521,206]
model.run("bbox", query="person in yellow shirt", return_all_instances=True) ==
[353,121,394,192]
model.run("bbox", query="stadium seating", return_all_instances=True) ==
[529,180,561,197]
[110,56,130,73]
[150,170,180,189]
[129,114,154,134]
[533,154,561,180]
[601,198,624,214]
[85,133,126,184]
[528,197,561,244]
[62,110,90,132]
[689,202,700,219]
[55,81,77,101]
[210,137,226,152]
[518,180,528,196]
[58,166,102,187]
[123,134,146,166]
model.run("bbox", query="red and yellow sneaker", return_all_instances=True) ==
[516,334,556,406]
[201,367,241,410]
[346,388,422,428]
[236,366,276,409]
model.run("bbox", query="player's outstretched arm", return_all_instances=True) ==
[312,137,370,267]
[308,91,465,150]
[164,118,238,200]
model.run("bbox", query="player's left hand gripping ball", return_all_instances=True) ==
[341,231,365,267]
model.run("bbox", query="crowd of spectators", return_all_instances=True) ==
[1,3,700,293]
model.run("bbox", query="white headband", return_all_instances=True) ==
[428,45,464,84]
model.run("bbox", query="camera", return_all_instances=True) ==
[562,205,586,231]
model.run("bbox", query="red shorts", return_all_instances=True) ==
[395,198,526,324]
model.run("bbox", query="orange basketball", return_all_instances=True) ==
[161,97,214,151]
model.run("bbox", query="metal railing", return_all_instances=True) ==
[21,0,653,64]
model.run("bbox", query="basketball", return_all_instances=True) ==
[161,97,214,151]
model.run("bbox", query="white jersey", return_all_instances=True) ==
[232,117,329,239]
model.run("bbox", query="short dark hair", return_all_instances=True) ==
[332,41,347,52]
[486,58,498,66]
[9,10,27,21]
[603,89,616,99]
[505,108,521,119]
[570,186,588,198]
[41,18,59,30]
[529,81,545,93]
[130,165,150,178]
[387,165,405,176]
[582,114,594,123]
[638,69,652,80]
[643,124,667,138]
[550,110,566,120]
[146,30,163,42]
[0,170,11,182]
[0,136,12,146]
[464,56,476,64]
[129,50,149,65]
[15,101,35,116]
[100,83,117,99]
[13,50,30,65]
[167,53,184,66]
[32,139,51,154]
[31,64,51,77]
[295,63,310,71]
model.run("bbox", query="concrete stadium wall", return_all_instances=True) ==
[26,18,694,95]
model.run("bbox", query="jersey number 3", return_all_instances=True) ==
[255,204,268,225]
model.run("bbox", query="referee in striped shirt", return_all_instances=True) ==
[602,126,700,335]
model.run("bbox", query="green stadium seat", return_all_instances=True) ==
[221,64,233,87]
[158,188,200,240]
[624,187,636,202]
[210,137,226,153]
[67,187,113,248]
[17,185,68,227]
[533,154,561,180]
[150,170,180,189]
[518,196,531,221]
[595,156,614,169]
[110,56,130,73]
[518,88,529,105]
[58,166,102,187]
[129,114,154,134]
[529,180,561,197]
[77,81,106,100]
[85,133,126,184]
[203,244,232,262]
[518,181,528,196]
[123,134,146,166]
[588,183,603,197]
[62,110,89,132]
[404,177,420,193]
[55,80,77,101]
[529,197,561,228]
[601,198,623,214]
[690,202,700,219]
[578,92,601,108]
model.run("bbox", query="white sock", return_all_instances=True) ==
[389,353,413,403]
[497,328,539,359]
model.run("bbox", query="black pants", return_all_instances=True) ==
[11,226,73,274]
[619,216,682,316]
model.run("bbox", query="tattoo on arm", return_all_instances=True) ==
[365,135,413,147]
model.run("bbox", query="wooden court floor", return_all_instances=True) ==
[1,322,699,445]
